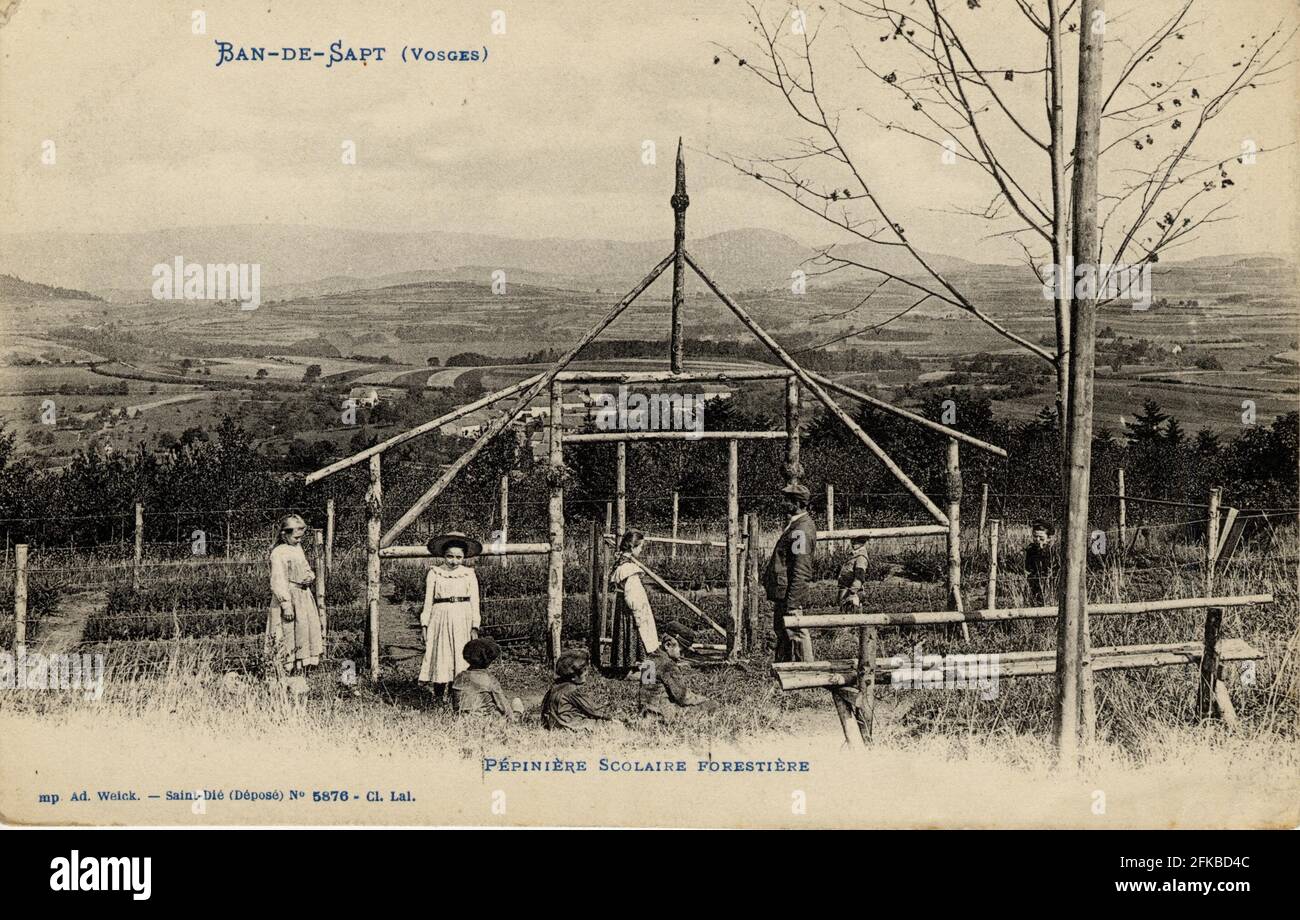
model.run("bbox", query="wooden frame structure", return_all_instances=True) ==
[306,141,1008,675]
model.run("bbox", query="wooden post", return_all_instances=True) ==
[945,439,969,642]
[588,519,602,666]
[746,513,761,653]
[784,377,802,484]
[325,498,335,578]
[13,544,27,649]
[855,625,877,744]
[615,441,627,541]
[314,530,327,652]
[669,139,688,374]
[497,474,509,568]
[825,484,835,534]
[1197,487,1224,720]
[978,483,989,540]
[365,454,382,679]
[604,502,612,536]
[133,502,144,591]
[726,439,740,659]
[987,519,1000,610]
[670,490,679,559]
[1116,468,1127,553]
[546,383,565,664]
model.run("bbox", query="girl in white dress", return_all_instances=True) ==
[267,514,324,675]
[418,531,482,700]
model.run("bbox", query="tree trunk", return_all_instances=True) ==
[1056,0,1104,764]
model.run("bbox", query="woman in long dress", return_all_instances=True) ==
[609,530,660,673]
[418,531,482,700]
[267,514,324,675]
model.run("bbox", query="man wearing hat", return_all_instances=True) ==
[763,482,817,662]
[541,649,621,731]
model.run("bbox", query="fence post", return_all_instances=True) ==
[670,490,679,559]
[825,483,835,533]
[497,474,509,569]
[726,439,740,659]
[856,624,877,744]
[588,518,602,666]
[945,439,968,642]
[365,454,382,679]
[14,544,27,650]
[1116,468,1127,553]
[987,519,1000,610]
[746,513,761,654]
[615,441,627,541]
[1197,486,1228,721]
[545,382,565,665]
[133,502,143,591]
[977,482,988,540]
[784,377,802,483]
[314,530,327,651]
[325,498,335,577]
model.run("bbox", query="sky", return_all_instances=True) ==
[1,0,1296,263]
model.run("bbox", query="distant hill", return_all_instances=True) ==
[0,225,984,302]
[0,273,102,302]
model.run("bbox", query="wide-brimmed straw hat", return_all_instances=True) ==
[426,531,483,559]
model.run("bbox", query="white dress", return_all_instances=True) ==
[418,564,480,684]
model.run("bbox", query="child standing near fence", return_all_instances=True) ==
[267,514,324,677]
[418,531,482,701]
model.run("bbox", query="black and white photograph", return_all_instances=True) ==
[0,0,1296,842]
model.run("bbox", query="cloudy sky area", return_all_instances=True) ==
[1,0,1295,262]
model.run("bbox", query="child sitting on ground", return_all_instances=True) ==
[451,637,523,720]
[541,649,621,731]
[638,625,716,721]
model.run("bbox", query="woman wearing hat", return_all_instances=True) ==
[418,531,483,700]
[608,530,660,673]
[267,514,324,676]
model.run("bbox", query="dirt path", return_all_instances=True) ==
[377,583,423,676]
[33,588,103,654]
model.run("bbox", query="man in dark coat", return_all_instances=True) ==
[1024,520,1057,606]
[763,482,817,662]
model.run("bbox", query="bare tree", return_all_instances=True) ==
[714,0,1294,434]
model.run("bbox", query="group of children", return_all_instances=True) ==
[415,529,714,730]
[437,627,713,729]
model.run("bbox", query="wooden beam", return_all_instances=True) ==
[546,382,565,663]
[381,253,673,547]
[379,542,549,559]
[670,138,688,374]
[806,371,1008,458]
[686,251,948,525]
[773,638,1261,690]
[365,454,382,678]
[818,525,948,541]
[305,374,545,484]
[726,438,740,659]
[556,368,793,384]
[565,429,786,443]
[784,593,1273,629]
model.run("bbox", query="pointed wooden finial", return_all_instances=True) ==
[671,138,689,215]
